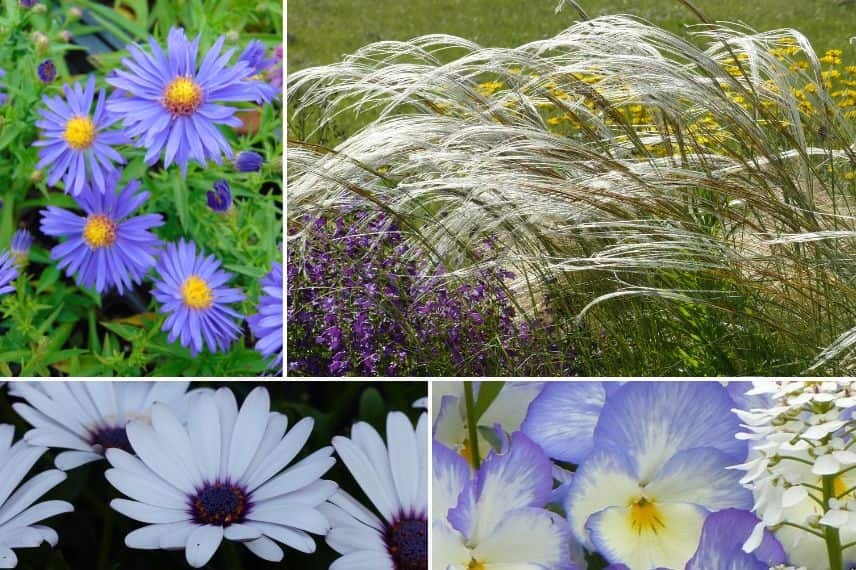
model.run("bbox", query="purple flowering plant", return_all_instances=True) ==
[0,2,282,376]
[287,207,580,376]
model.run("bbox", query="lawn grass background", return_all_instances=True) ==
[287,0,856,71]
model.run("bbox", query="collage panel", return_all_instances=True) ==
[0,380,426,569]
[287,0,854,377]
[0,1,283,377]
[433,380,856,570]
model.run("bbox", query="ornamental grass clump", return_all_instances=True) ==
[288,15,856,375]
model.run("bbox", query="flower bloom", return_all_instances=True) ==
[37,59,56,83]
[235,150,264,172]
[322,409,427,569]
[152,239,245,355]
[105,386,336,568]
[206,180,232,212]
[566,382,752,570]
[238,41,278,103]
[433,432,573,569]
[34,75,128,195]
[247,261,282,372]
[10,229,33,261]
[0,423,73,568]
[0,252,18,295]
[106,27,260,174]
[10,381,197,470]
[39,176,163,293]
[686,509,788,570]
[433,381,542,465]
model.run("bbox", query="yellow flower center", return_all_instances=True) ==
[629,497,665,535]
[835,475,850,498]
[162,76,203,116]
[468,561,485,570]
[181,275,213,310]
[82,214,117,249]
[459,438,475,467]
[64,116,96,150]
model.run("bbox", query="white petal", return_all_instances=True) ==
[228,387,270,482]
[55,450,102,470]
[151,403,203,488]
[224,523,262,541]
[246,504,329,534]
[782,486,809,508]
[0,470,66,525]
[245,417,313,491]
[185,524,223,568]
[330,550,394,570]
[813,454,841,475]
[249,521,317,553]
[243,535,283,562]
[105,468,187,508]
[125,523,188,550]
[188,393,221,484]
[387,412,418,515]
[333,432,397,521]
[0,547,16,568]
[126,421,195,494]
[110,499,189,524]
[432,520,470,568]
[251,455,335,502]
[473,508,568,568]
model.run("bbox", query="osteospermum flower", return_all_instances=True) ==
[152,239,245,355]
[0,424,73,568]
[39,177,163,293]
[34,75,128,195]
[0,252,18,295]
[10,381,198,470]
[106,27,261,174]
[433,432,572,570]
[321,409,428,570]
[247,261,282,372]
[105,387,336,568]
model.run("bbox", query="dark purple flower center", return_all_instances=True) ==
[190,482,248,527]
[385,517,427,570]
[89,425,132,453]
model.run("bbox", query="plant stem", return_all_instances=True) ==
[464,381,481,469]
[823,474,845,570]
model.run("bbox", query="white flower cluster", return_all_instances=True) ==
[734,380,856,569]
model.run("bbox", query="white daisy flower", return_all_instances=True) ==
[10,381,200,470]
[104,386,337,568]
[0,424,73,568]
[321,410,428,570]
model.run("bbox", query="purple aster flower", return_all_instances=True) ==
[106,27,260,175]
[268,46,283,89]
[238,40,278,103]
[248,261,282,372]
[20,0,37,7]
[34,75,128,196]
[10,228,33,259]
[37,59,56,83]
[206,179,232,212]
[151,239,246,356]
[39,176,163,293]
[235,150,264,172]
[0,69,7,106]
[0,251,18,295]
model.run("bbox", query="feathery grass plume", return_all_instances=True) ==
[288,15,856,374]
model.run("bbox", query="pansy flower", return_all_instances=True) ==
[151,239,245,355]
[107,27,260,174]
[433,432,573,569]
[34,75,128,195]
[39,176,163,294]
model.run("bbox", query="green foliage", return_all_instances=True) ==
[0,0,283,376]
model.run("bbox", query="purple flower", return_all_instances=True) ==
[34,75,128,195]
[238,40,278,103]
[151,239,245,356]
[248,261,283,372]
[206,180,232,212]
[10,228,33,259]
[686,509,788,570]
[0,69,7,106]
[235,150,264,172]
[39,176,163,293]
[0,251,18,295]
[106,27,260,174]
[20,0,37,7]
[37,59,56,83]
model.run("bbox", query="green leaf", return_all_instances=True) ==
[473,381,505,421]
